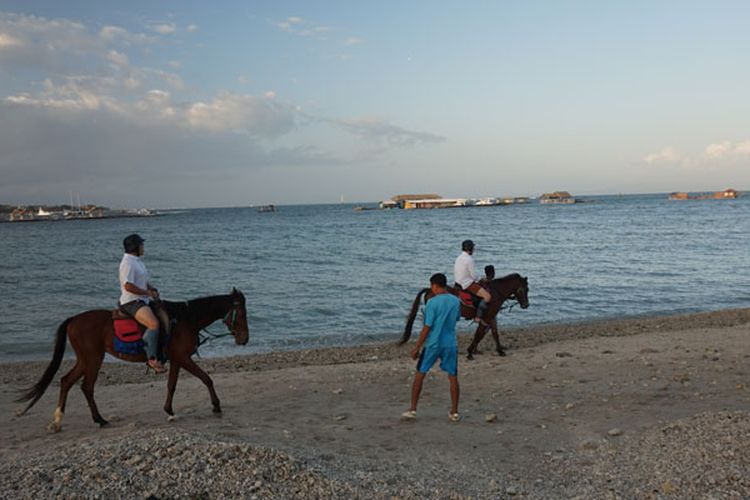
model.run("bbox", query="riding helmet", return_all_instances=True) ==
[462,239,475,252]
[123,233,145,253]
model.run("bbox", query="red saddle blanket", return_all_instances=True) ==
[113,319,143,342]
[458,291,474,307]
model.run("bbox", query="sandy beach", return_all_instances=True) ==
[2,308,749,498]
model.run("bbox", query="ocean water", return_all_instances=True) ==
[0,193,748,361]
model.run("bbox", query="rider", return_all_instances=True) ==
[453,240,492,324]
[118,234,165,374]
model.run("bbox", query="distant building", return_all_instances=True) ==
[539,191,576,204]
[403,198,467,209]
[669,188,739,200]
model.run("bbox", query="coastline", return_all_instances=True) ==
[2,307,748,385]
[2,307,749,498]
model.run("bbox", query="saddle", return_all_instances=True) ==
[111,304,171,358]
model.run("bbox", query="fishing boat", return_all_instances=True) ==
[257,204,276,213]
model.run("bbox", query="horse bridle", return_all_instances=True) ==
[222,300,243,336]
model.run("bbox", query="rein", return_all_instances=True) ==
[195,301,242,350]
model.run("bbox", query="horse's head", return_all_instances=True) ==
[512,276,530,309]
[223,288,249,345]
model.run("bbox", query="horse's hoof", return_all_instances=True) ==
[97,419,110,428]
[497,350,507,357]
[466,353,474,361]
[47,422,61,433]
[213,407,222,416]
[167,414,177,422]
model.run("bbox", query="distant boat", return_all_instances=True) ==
[257,204,276,213]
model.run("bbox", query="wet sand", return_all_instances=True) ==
[1,308,749,498]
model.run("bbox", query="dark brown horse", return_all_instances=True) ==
[399,273,529,359]
[16,288,249,432]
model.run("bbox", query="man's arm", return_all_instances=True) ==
[124,282,158,298]
[410,325,431,360]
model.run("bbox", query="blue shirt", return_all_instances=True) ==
[423,293,461,348]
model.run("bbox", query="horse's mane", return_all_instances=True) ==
[163,293,234,322]
[492,273,521,283]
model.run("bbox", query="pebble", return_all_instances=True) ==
[485,414,497,423]
[607,428,623,437]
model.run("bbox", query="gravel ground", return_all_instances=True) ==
[2,308,749,499]
[536,411,750,498]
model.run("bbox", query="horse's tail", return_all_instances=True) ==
[399,288,429,346]
[15,316,72,415]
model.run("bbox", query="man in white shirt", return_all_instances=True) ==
[118,234,165,373]
[453,240,492,323]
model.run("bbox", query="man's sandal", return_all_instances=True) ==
[401,410,417,420]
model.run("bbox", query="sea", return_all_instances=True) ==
[0,193,748,362]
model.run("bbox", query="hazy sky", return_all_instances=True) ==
[1,1,749,207]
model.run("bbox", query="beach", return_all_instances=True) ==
[1,308,749,498]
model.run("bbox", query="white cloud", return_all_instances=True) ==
[344,36,364,46]
[151,23,176,35]
[107,49,129,67]
[99,25,154,44]
[0,32,23,48]
[643,146,683,164]
[186,24,199,33]
[336,117,445,147]
[644,139,750,167]
[186,92,295,135]
[276,16,329,38]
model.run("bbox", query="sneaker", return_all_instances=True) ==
[147,359,166,374]
[401,409,417,420]
[448,412,461,422]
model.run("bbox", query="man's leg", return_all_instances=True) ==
[409,372,426,411]
[448,375,460,415]
[470,284,492,321]
[134,306,163,371]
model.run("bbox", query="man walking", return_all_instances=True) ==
[402,273,462,422]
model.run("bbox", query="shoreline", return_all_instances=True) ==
[3,307,748,387]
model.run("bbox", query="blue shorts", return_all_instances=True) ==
[417,345,458,376]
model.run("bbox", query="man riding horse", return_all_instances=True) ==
[453,240,492,324]
[118,234,168,373]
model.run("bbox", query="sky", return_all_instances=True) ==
[1,1,749,208]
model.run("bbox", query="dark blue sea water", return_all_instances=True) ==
[1,194,748,361]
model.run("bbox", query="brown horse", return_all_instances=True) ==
[16,288,249,432]
[399,273,529,359]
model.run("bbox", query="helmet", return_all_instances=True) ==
[123,234,145,253]
[461,239,475,252]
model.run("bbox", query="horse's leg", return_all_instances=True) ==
[490,318,506,356]
[181,357,221,414]
[467,324,488,360]
[80,353,108,427]
[49,361,85,432]
[164,361,181,420]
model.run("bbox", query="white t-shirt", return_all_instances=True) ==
[119,253,150,305]
[453,251,479,289]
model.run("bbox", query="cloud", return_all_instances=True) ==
[644,139,750,167]
[336,117,446,147]
[0,32,23,48]
[704,140,750,159]
[275,16,329,38]
[186,24,199,33]
[344,36,364,46]
[151,23,176,35]
[185,92,295,135]
[0,98,343,206]
[643,146,683,165]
